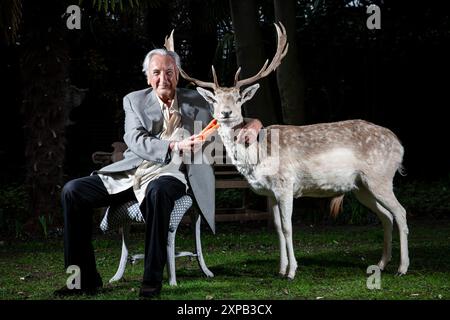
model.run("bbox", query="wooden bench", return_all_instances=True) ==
[213,157,273,226]
[93,143,273,226]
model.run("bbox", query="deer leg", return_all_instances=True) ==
[272,200,288,276]
[277,194,297,280]
[367,184,409,275]
[353,187,393,270]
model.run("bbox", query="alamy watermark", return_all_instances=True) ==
[366,265,381,290]
[366,4,381,30]
[66,5,81,30]
[66,265,81,289]
[65,4,379,31]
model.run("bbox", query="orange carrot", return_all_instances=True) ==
[196,123,219,141]
[200,118,218,135]
[195,119,219,141]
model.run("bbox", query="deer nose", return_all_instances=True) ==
[221,111,232,118]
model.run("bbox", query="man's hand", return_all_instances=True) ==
[170,135,204,153]
[237,118,263,144]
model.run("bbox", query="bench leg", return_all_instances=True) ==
[194,214,214,278]
[167,230,177,286]
[109,225,130,283]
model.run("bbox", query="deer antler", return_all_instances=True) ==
[164,29,175,51]
[164,29,219,89]
[179,65,219,90]
[173,22,288,90]
[234,22,289,88]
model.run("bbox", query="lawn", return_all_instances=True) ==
[0,218,449,300]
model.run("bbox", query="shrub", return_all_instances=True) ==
[0,184,30,238]
[395,176,450,218]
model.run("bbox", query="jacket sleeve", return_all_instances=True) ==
[243,117,259,125]
[122,95,172,164]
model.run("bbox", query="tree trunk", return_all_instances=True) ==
[229,0,278,125]
[20,0,74,234]
[274,0,306,125]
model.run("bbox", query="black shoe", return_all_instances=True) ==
[139,282,162,299]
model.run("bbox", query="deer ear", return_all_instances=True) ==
[196,87,216,104]
[241,84,260,103]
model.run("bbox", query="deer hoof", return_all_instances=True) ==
[396,266,408,276]
[397,261,409,275]
[286,274,296,281]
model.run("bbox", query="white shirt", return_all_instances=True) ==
[97,95,189,204]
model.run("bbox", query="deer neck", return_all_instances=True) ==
[217,121,258,177]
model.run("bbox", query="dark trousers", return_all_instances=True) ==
[61,174,186,288]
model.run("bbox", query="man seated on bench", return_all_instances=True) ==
[55,48,262,299]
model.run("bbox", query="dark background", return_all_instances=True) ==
[0,0,449,235]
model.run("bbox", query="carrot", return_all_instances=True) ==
[196,123,219,141]
[200,118,218,135]
[195,119,219,141]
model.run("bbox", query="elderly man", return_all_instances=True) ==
[55,48,262,298]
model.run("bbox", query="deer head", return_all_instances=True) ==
[167,22,288,127]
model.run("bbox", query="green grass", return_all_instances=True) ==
[0,219,449,300]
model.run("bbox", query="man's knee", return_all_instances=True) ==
[62,180,76,197]
[61,179,83,201]
[146,181,171,201]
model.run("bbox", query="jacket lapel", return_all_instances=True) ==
[178,89,198,135]
[140,89,164,135]
[137,89,201,136]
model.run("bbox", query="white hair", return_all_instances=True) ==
[142,49,181,75]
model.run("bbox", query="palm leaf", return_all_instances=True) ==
[87,0,143,12]
[0,0,23,45]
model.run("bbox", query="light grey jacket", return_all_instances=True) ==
[98,87,216,233]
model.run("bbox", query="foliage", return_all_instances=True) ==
[0,0,22,45]
[337,193,377,225]
[395,176,450,218]
[38,215,55,238]
[216,189,242,209]
[0,184,30,238]
[0,185,61,239]
[84,0,142,12]
[215,177,450,227]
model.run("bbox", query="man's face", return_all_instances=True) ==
[147,54,179,102]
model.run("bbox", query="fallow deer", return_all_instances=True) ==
[171,23,409,279]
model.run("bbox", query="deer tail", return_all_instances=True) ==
[330,195,345,218]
